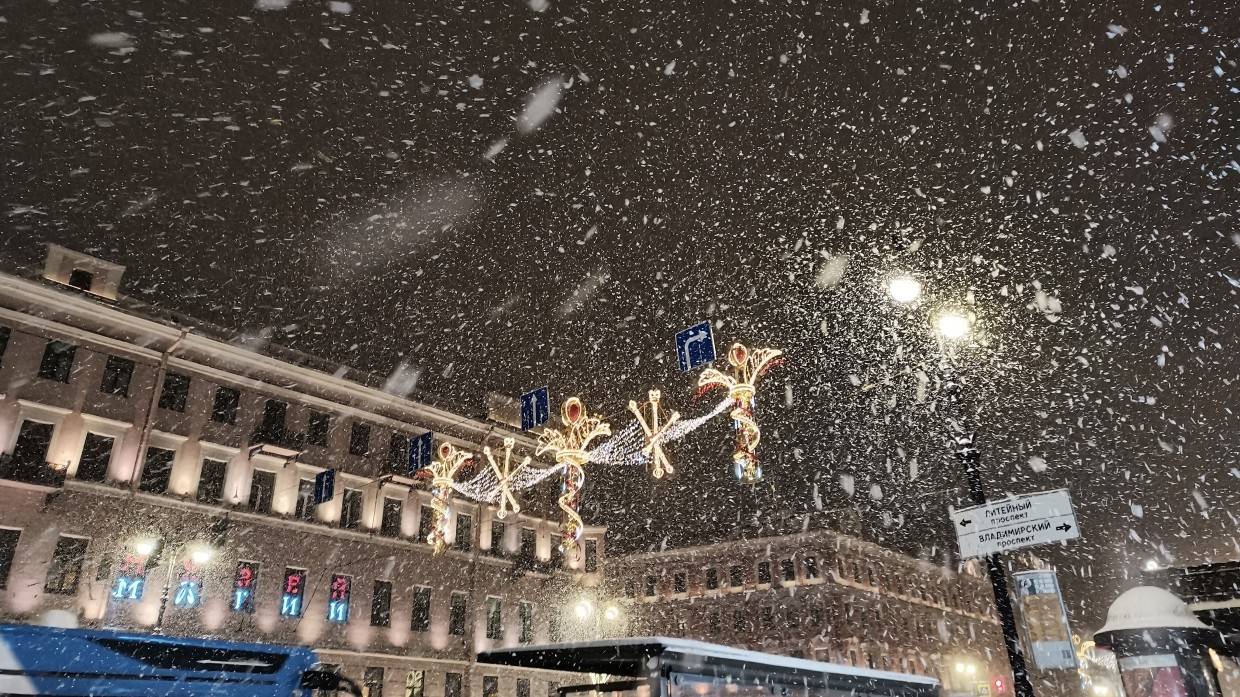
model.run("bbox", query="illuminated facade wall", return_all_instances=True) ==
[0,254,605,697]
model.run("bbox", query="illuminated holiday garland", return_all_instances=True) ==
[698,342,783,482]
[422,442,473,554]
[536,397,611,557]
[626,389,681,479]
[483,437,531,520]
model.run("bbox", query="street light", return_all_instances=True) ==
[602,604,620,622]
[887,275,923,303]
[1143,559,1160,572]
[133,539,157,557]
[936,310,971,339]
[574,599,594,620]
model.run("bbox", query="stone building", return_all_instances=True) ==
[0,246,604,697]
[607,529,1014,697]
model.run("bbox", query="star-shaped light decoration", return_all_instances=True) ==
[698,342,782,482]
[419,441,473,555]
[536,397,611,558]
[627,388,681,479]
[482,436,531,520]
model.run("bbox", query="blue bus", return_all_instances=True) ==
[0,623,359,696]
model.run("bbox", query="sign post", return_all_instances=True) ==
[520,387,550,431]
[1013,570,1077,670]
[408,432,433,474]
[675,321,716,372]
[951,489,1079,559]
[313,469,336,505]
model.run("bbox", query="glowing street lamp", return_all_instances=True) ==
[133,539,157,557]
[574,599,594,620]
[602,604,620,622]
[887,275,923,303]
[936,310,971,339]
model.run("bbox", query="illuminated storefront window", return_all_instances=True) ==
[328,574,351,623]
[233,561,259,613]
[281,567,306,617]
[111,550,148,601]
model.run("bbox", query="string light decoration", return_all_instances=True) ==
[536,397,611,557]
[482,437,532,520]
[420,441,473,554]
[698,342,783,482]
[626,389,681,479]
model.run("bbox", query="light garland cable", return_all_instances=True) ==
[698,342,782,482]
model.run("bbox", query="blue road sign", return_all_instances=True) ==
[408,432,433,474]
[313,469,336,504]
[676,321,717,372]
[520,387,551,431]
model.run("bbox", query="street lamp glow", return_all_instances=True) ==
[1143,559,1160,572]
[936,311,971,339]
[887,276,922,303]
[602,604,620,621]
[190,548,213,565]
[574,599,594,619]
[954,662,966,674]
[133,539,157,556]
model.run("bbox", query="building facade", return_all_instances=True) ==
[607,531,1013,697]
[0,247,605,697]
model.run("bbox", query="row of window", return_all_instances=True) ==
[7,331,424,466]
[635,554,981,613]
[343,667,549,697]
[0,530,541,643]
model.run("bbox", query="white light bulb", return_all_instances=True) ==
[937,312,971,339]
[190,549,213,565]
[603,604,620,621]
[574,599,593,619]
[887,276,922,303]
[133,540,157,556]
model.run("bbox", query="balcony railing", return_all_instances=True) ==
[248,426,306,460]
[0,454,67,488]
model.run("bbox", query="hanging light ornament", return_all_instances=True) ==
[421,442,473,555]
[626,388,681,479]
[483,437,531,520]
[536,397,611,557]
[698,342,783,482]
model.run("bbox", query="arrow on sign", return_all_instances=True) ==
[959,519,972,527]
[1055,523,1072,532]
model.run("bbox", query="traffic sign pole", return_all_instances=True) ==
[949,374,1036,697]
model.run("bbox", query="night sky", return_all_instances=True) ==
[3,0,1238,626]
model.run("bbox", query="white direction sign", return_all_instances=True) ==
[951,489,1079,559]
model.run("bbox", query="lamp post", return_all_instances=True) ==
[934,312,1036,697]
[573,597,621,640]
[882,280,1035,697]
[143,540,212,635]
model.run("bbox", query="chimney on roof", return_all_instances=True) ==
[42,244,125,300]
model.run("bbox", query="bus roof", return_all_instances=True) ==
[478,637,939,692]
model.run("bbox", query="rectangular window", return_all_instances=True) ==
[307,411,331,447]
[211,386,241,424]
[111,548,149,602]
[68,268,94,290]
[295,478,316,520]
[780,558,796,583]
[705,568,719,590]
[76,433,114,482]
[417,506,435,541]
[363,667,384,697]
[708,610,721,633]
[258,398,287,435]
[519,528,536,560]
[341,488,364,530]
[449,592,467,635]
[733,608,746,631]
[517,679,531,697]
[485,597,502,640]
[158,372,191,412]
[411,586,431,631]
[100,356,134,397]
[380,497,403,537]
[804,556,820,579]
[197,458,227,503]
[760,606,774,629]
[232,561,259,613]
[489,521,506,556]
[483,676,499,697]
[172,556,204,609]
[404,671,425,697]
[729,565,744,587]
[0,326,9,360]
[645,575,659,597]
[327,574,351,623]
[38,340,76,383]
[548,611,561,642]
[44,535,88,594]
[7,420,54,484]
[370,580,393,627]
[673,571,687,594]
[0,528,21,590]
[444,673,462,697]
[454,514,472,552]
[139,447,175,493]
[584,538,599,573]
[519,601,533,643]
[281,567,306,617]
[757,561,772,584]
[249,470,276,513]
[349,422,371,456]
[386,432,408,472]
